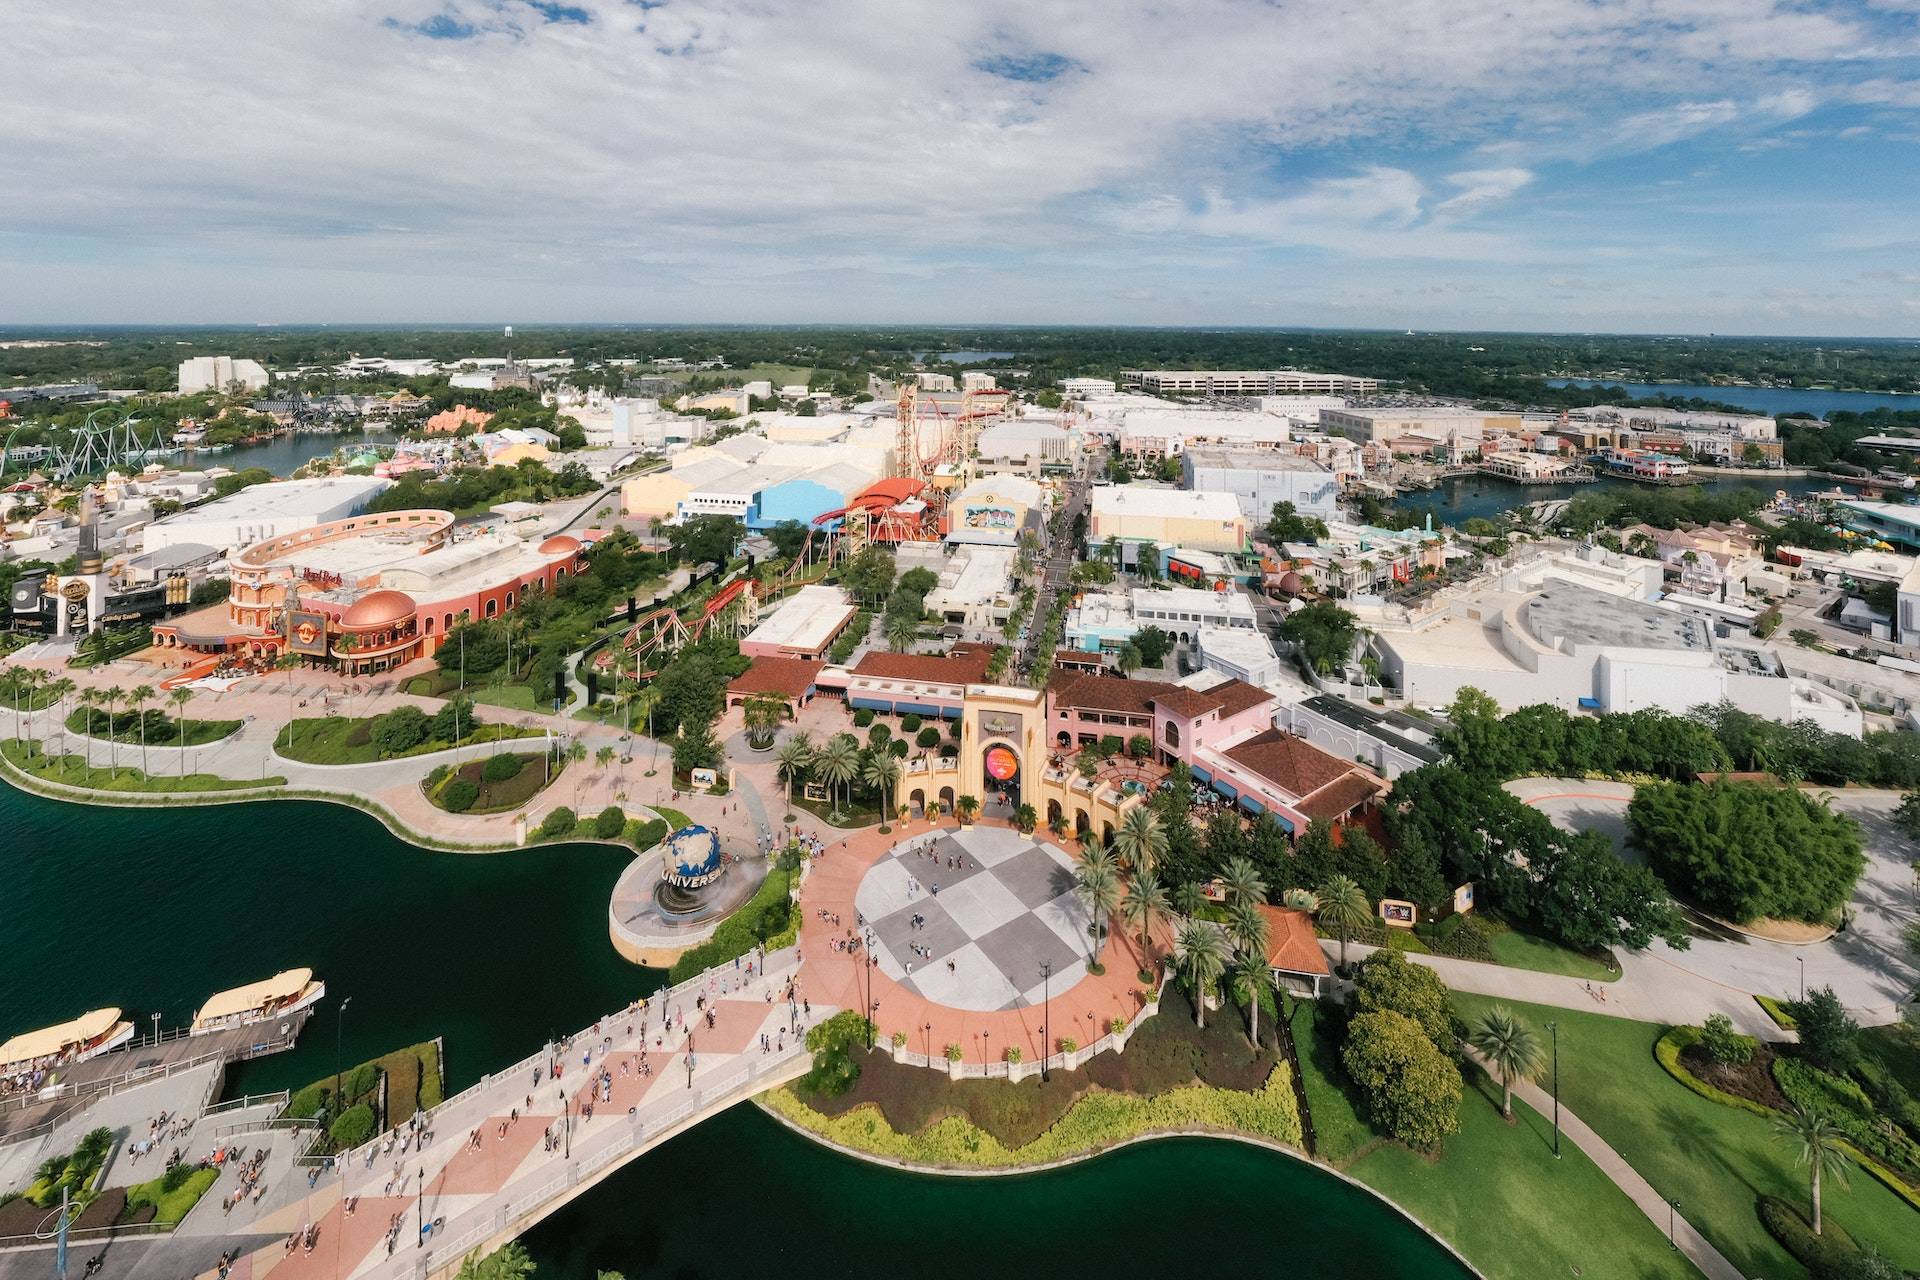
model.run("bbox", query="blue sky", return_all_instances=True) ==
[6,0,1920,335]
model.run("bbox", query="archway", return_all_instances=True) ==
[981,740,1021,814]
[938,785,955,816]
[1075,809,1091,837]
[910,788,926,819]
[1046,798,1062,829]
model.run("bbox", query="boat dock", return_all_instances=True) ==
[0,1009,312,1145]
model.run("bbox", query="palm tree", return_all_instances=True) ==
[1226,899,1270,965]
[1013,801,1037,833]
[1102,535,1122,569]
[168,686,193,758]
[1282,887,1320,912]
[1048,814,1070,838]
[1172,879,1206,920]
[1074,859,1121,964]
[885,613,917,654]
[128,683,155,774]
[1220,855,1267,908]
[1175,923,1229,1028]
[1229,950,1272,1047]
[1116,643,1141,677]
[50,677,76,754]
[1316,874,1372,972]
[1467,1006,1546,1120]
[567,738,589,802]
[1772,1106,1851,1235]
[1122,878,1170,959]
[76,688,99,769]
[862,752,901,829]
[101,685,124,769]
[955,793,980,826]
[815,734,861,818]
[1137,541,1161,582]
[774,733,814,806]
[1112,806,1167,885]
[596,743,616,776]
[742,693,784,749]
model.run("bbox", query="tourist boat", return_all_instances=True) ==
[190,969,326,1036]
[0,1008,135,1076]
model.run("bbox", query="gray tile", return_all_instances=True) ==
[871,897,969,969]
[975,913,1082,1005]
[996,844,1078,911]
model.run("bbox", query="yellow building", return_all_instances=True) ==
[1089,487,1248,554]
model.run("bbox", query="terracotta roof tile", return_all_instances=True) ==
[1296,771,1386,824]
[851,643,995,685]
[1259,906,1330,976]
[1222,729,1362,803]
[728,658,822,700]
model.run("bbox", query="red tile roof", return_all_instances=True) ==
[728,658,822,700]
[1050,672,1275,723]
[1222,729,1374,809]
[1296,771,1386,824]
[851,643,996,685]
[1259,906,1330,977]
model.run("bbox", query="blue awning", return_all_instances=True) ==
[1211,778,1239,800]
[1190,766,1212,784]
[1238,794,1265,816]
[1577,696,1602,709]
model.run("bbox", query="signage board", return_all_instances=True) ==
[690,766,719,790]
[984,745,1019,781]
[288,610,331,657]
[1378,898,1417,928]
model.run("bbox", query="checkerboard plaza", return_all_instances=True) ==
[855,827,1095,1013]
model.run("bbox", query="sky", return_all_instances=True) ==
[6,0,1920,335]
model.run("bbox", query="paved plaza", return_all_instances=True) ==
[855,828,1094,1012]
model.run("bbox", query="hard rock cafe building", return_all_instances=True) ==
[149,509,586,674]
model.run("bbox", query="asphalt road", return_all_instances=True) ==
[1016,451,1094,676]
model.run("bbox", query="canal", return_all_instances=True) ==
[1392,471,1835,527]
[0,783,1470,1279]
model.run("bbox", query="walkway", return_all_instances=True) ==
[1463,1048,1741,1280]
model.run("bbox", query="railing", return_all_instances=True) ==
[0,1220,173,1252]
[885,976,1169,1080]
[203,1089,290,1117]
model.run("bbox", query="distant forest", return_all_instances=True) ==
[4,324,1918,410]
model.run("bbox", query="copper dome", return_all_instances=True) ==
[539,534,582,556]
[1278,571,1304,597]
[340,589,416,630]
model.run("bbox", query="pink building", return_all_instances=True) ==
[423,404,492,435]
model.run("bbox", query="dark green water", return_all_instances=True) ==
[0,782,1470,1280]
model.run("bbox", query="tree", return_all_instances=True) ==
[1013,801,1038,833]
[815,733,861,817]
[1893,792,1920,845]
[1226,899,1270,967]
[1316,873,1372,970]
[956,794,980,825]
[774,733,813,806]
[672,722,721,775]
[1772,1106,1851,1236]
[1172,878,1206,920]
[885,612,918,653]
[1350,949,1453,1052]
[1229,950,1271,1048]
[455,1242,536,1280]
[167,686,194,756]
[1122,877,1170,960]
[76,688,99,768]
[566,738,589,802]
[1075,857,1121,963]
[1132,625,1173,668]
[371,704,430,757]
[1175,922,1229,1027]
[1342,1010,1463,1151]
[1699,1013,1755,1066]
[1467,1006,1544,1119]
[1219,855,1267,908]
[127,683,154,773]
[596,744,616,774]
[742,693,785,749]
[1629,780,1865,924]
[1136,541,1161,582]
[1279,602,1358,674]
[1785,987,1861,1071]
[1113,805,1168,884]
[1116,643,1141,677]
[101,685,123,767]
[593,805,626,839]
[665,514,742,567]
[840,546,895,605]
[863,752,902,827]
[1266,500,1328,545]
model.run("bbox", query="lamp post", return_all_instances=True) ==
[1546,1020,1560,1159]
[559,1090,570,1158]
[1798,955,1806,1002]
[415,1165,425,1248]
[923,1021,932,1063]
[1668,1198,1679,1251]
[1040,960,1052,1081]
[150,1012,160,1049]
[982,1029,990,1069]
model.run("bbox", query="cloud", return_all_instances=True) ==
[1432,167,1534,218]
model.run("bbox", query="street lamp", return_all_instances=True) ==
[982,1029,990,1068]
[333,996,352,1125]
[1040,961,1052,1082]
[415,1165,425,1248]
[1546,1021,1560,1159]
[1668,1198,1679,1251]
[150,1012,160,1049]
[1798,955,1806,1002]
[923,1021,932,1063]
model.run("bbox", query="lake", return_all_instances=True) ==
[0,782,1471,1279]
[1546,378,1918,419]
[1393,472,1833,526]
[176,431,382,478]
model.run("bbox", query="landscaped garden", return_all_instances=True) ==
[425,750,560,814]
[288,1039,446,1153]
[2,740,284,792]
[1447,992,1920,1278]
[66,705,241,748]
[0,1126,220,1236]
[763,987,1301,1170]
[277,701,544,765]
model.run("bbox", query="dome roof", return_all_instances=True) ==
[1278,571,1304,597]
[340,589,416,629]
[539,534,582,556]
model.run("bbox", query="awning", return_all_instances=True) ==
[0,1008,123,1065]
[195,969,312,1024]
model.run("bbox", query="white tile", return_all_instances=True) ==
[936,875,1028,939]
[910,943,1022,1012]
[854,858,915,923]
[954,826,1031,867]
[1017,959,1087,1007]
[1033,896,1096,955]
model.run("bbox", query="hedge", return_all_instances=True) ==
[538,806,577,837]
[1652,1026,1775,1118]
[667,864,794,982]
[482,753,523,784]
[1756,1194,1864,1278]
[625,817,669,850]
[329,1103,376,1149]
[1756,995,1799,1030]
[443,779,479,813]
[762,1065,1301,1169]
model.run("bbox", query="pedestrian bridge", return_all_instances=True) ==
[233,949,821,1280]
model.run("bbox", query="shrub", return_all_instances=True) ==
[537,806,577,838]
[593,805,626,839]
[949,718,962,739]
[426,763,451,789]
[160,1163,195,1195]
[1058,1037,1077,1054]
[916,727,940,749]
[1756,994,1798,1029]
[481,753,523,784]
[1700,1013,1756,1066]
[890,1031,908,1048]
[804,1011,872,1096]
[867,723,891,745]
[1341,1009,1462,1150]
[1349,950,1453,1053]
[1774,1058,1920,1180]
[667,866,794,982]
[1004,1047,1022,1064]
[343,1062,379,1102]
[1785,987,1861,1071]
[1653,1026,1775,1117]
[442,779,480,813]
[1757,1194,1874,1280]
[288,1083,328,1119]
[628,818,669,848]
[901,714,922,732]
[329,1103,376,1149]
[944,1043,963,1062]
[1127,734,1152,759]
[370,705,429,757]
[853,708,875,728]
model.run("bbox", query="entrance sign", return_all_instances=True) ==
[1378,898,1417,927]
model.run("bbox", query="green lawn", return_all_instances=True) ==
[1482,925,1621,982]
[1450,993,1920,1278]
[3,741,282,792]
[124,1166,217,1225]
[466,682,572,714]
[1287,997,1697,1280]
[652,805,693,831]
[1352,1075,1700,1280]
[1861,1022,1920,1097]
[65,708,241,747]
[276,715,544,765]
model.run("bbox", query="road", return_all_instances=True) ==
[1015,448,1094,677]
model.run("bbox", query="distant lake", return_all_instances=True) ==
[912,349,1018,364]
[176,430,379,476]
[1547,378,1918,419]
